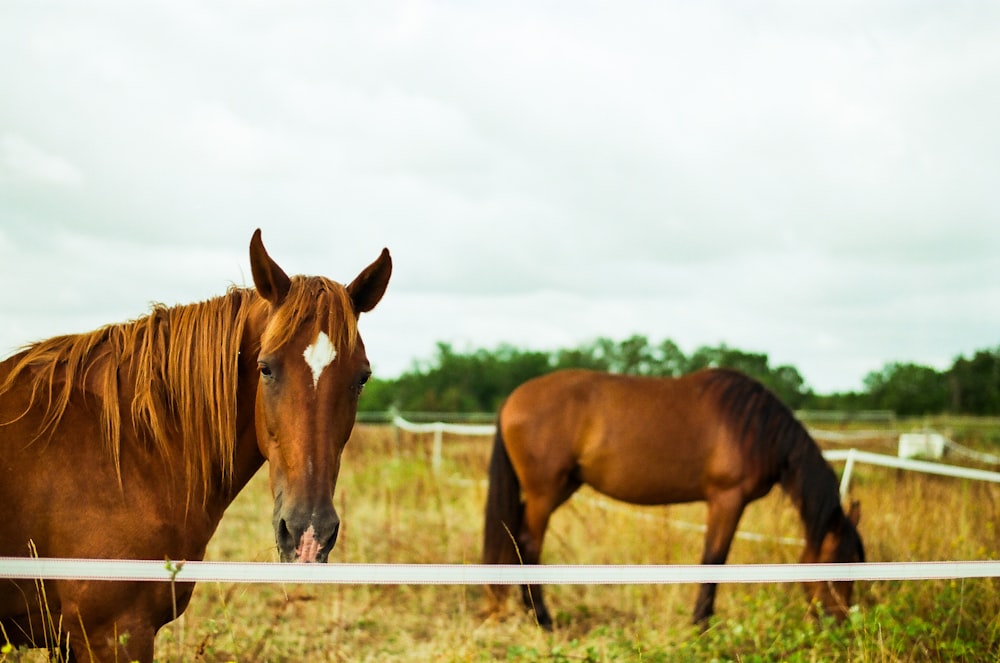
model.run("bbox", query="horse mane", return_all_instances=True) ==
[0,275,358,502]
[703,368,844,552]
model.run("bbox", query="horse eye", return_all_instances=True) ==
[258,362,274,380]
[356,370,372,393]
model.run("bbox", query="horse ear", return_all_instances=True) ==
[347,248,392,314]
[249,229,292,306]
[847,500,861,526]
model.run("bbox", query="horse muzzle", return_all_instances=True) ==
[273,504,340,563]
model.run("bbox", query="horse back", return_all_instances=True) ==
[499,369,742,505]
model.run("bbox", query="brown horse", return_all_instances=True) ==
[0,230,391,662]
[483,368,864,628]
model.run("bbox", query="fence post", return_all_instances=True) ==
[388,407,401,458]
[839,448,857,501]
[432,423,444,474]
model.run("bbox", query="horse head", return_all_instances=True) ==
[800,500,865,619]
[249,230,391,563]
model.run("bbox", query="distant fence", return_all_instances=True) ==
[392,416,494,473]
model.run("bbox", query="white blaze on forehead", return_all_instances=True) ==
[303,331,337,387]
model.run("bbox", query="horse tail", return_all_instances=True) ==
[483,412,524,567]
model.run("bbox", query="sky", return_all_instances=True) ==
[1,1,998,394]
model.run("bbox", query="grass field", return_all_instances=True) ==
[6,421,1000,662]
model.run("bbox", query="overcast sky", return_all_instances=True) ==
[2,2,998,394]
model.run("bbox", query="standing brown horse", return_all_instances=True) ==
[0,230,391,661]
[483,368,864,628]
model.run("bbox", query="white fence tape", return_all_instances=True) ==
[826,448,1000,500]
[2,558,1000,585]
[944,437,1000,465]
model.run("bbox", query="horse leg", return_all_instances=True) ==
[693,490,746,626]
[65,616,156,663]
[517,470,581,630]
[58,581,176,663]
[517,492,557,629]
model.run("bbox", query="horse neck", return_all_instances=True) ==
[780,432,845,554]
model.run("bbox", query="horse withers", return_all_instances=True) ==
[483,368,864,628]
[0,230,391,662]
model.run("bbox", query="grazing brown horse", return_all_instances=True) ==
[483,368,864,628]
[0,230,391,662]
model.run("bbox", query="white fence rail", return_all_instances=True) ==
[3,558,1000,585]
[826,448,1000,499]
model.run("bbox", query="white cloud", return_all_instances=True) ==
[1,1,998,393]
[0,134,84,187]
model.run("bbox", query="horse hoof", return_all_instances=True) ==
[535,610,554,630]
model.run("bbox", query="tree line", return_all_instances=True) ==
[359,335,1000,417]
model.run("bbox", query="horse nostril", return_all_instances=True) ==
[326,520,340,549]
[277,519,293,547]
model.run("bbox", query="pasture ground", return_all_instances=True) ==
[6,421,1000,661]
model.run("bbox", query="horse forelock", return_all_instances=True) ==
[1,287,264,500]
[704,368,843,552]
[260,276,359,356]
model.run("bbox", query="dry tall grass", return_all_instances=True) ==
[133,424,999,660]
